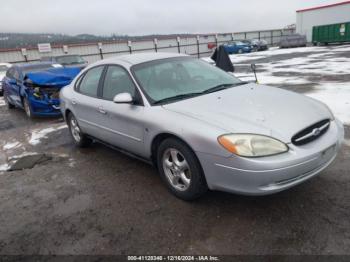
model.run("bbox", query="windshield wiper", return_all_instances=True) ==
[153,82,248,105]
[201,82,247,94]
[153,92,202,105]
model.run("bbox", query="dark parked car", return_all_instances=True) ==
[279,34,307,48]
[222,41,252,54]
[242,39,269,51]
[2,63,81,118]
[41,55,88,69]
[0,63,12,96]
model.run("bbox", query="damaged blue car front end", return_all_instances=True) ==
[23,67,81,117]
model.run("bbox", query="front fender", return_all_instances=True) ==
[143,107,233,159]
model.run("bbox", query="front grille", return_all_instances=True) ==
[292,119,330,146]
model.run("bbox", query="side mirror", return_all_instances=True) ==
[113,92,133,104]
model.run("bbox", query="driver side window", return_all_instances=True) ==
[102,66,136,100]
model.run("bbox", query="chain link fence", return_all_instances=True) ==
[0,29,295,64]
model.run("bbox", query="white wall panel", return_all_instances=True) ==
[296,3,350,41]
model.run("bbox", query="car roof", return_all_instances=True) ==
[15,62,53,69]
[12,62,57,74]
[97,52,189,66]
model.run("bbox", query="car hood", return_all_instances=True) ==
[162,83,332,143]
[25,67,81,87]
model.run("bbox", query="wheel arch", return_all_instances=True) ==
[150,133,198,168]
[65,108,72,122]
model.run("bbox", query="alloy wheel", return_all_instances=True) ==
[162,148,191,191]
[70,117,81,142]
[23,99,32,118]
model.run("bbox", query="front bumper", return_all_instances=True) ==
[28,96,62,117]
[197,118,344,195]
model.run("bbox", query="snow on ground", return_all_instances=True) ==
[215,45,350,125]
[3,141,21,150]
[307,83,350,125]
[8,152,38,160]
[0,164,9,172]
[28,125,67,145]
[0,97,5,107]
[229,45,350,63]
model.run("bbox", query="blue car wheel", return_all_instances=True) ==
[4,91,15,109]
[23,97,34,118]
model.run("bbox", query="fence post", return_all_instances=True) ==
[63,45,69,54]
[271,31,273,45]
[154,38,158,52]
[21,48,28,62]
[98,43,103,60]
[177,36,181,53]
[215,34,218,47]
[231,33,234,41]
[258,32,261,41]
[128,41,132,54]
[196,35,200,58]
[244,32,247,39]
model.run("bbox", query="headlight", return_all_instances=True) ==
[218,134,289,157]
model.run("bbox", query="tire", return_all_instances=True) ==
[238,49,243,54]
[23,97,34,118]
[4,91,15,109]
[157,138,208,201]
[67,112,92,147]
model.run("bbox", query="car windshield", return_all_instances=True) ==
[56,56,85,65]
[132,57,244,104]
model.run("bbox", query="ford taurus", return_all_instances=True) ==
[60,53,344,200]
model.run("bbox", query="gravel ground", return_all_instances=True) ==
[0,46,349,256]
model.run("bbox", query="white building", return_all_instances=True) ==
[296,1,350,42]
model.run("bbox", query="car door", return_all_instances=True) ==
[97,65,145,156]
[71,65,106,140]
[7,68,22,107]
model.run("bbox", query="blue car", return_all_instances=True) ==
[2,63,81,118]
[223,41,252,54]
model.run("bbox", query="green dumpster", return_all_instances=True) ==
[312,22,350,45]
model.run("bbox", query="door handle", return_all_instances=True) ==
[98,106,107,115]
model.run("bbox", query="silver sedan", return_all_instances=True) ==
[60,53,344,200]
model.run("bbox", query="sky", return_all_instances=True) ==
[0,0,344,35]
